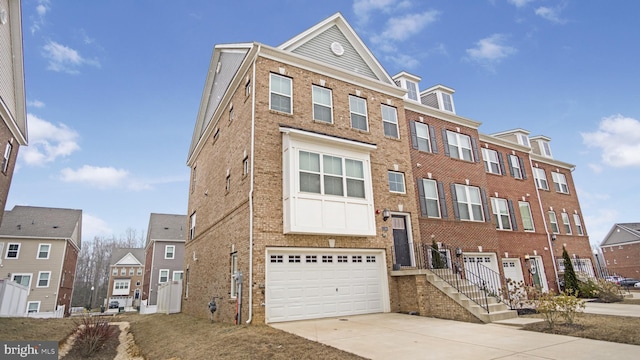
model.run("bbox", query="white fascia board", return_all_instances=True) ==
[259,45,405,98]
[280,126,377,152]
[422,84,455,94]
[404,100,481,129]
[479,133,531,152]
[530,153,575,170]
[491,128,531,137]
[7,0,27,145]
[392,71,421,83]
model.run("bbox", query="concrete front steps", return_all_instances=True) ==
[426,269,518,323]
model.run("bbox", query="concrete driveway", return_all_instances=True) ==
[271,313,640,360]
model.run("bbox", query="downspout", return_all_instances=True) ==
[246,44,259,324]
[529,157,560,290]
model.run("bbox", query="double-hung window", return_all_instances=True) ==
[491,198,512,230]
[552,172,569,193]
[454,184,484,222]
[446,131,473,161]
[388,171,405,193]
[38,244,51,259]
[230,252,238,298]
[441,93,454,112]
[269,73,292,114]
[2,142,12,174]
[349,96,368,131]
[533,168,549,190]
[519,201,535,231]
[561,212,572,234]
[419,179,443,218]
[381,105,399,138]
[406,81,418,101]
[165,245,175,260]
[159,269,169,283]
[573,214,584,235]
[312,85,332,123]
[414,122,431,152]
[6,243,19,259]
[189,212,196,240]
[37,271,51,287]
[508,155,523,179]
[482,148,501,174]
[548,211,559,234]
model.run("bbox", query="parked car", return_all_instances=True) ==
[619,278,640,287]
[604,275,625,284]
[108,301,120,309]
[635,282,640,288]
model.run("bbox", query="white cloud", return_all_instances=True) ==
[30,0,50,34]
[535,6,567,24]
[587,163,603,174]
[385,53,420,69]
[581,114,640,168]
[27,100,45,108]
[353,0,411,24]
[20,113,80,166]
[582,208,618,246]
[508,0,534,8]
[465,34,517,68]
[60,165,130,189]
[42,40,100,74]
[82,213,113,241]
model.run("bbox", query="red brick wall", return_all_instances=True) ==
[602,243,640,278]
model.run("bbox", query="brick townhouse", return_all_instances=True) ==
[184,13,594,325]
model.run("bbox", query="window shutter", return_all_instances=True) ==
[442,130,450,157]
[437,181,448,219]
[417,179,427,216]
[519,156,527,179]
[507,199,518,231]
[508,155,515,177]
[480,188,491,222]
[429,125,438,154]
[471,137,480,163]
[497,152,506,176]
[450,183,460,220]
[409,121,418,150]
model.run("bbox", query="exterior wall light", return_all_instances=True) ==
[382,208,390,221]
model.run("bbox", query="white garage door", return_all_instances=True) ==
[266,248,387,323]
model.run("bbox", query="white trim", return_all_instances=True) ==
[12,273,32,292]
[5,242,20,259]
[388,171,406,194]
[36,243,51,259]
[172,271,184,281]
[26,301,40,314]
[158,269,170,283]
[36,271,51,288]
[164,245,175,259]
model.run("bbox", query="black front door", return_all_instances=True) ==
[392,215,411,267]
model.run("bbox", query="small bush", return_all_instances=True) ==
[527,288,585,329]
[594,279,624,303]
[73,316,118,357]
[578,278,599,298]
[555,289,585,325]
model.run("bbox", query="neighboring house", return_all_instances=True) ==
[600,223,640,278]
[142,213,186,306]
[107,248,145,308]
[0,0,28,224]
[184,13,594,325]
[0,205,82,317]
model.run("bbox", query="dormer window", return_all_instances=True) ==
[406,81,418,101]
[420,85,456,114]
[541,141,552,157]
[517,134,530,147]
[441,93,453,112]
[392,72,421,102]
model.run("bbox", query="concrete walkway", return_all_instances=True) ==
[271,313,640,360]
[584,300,640,317]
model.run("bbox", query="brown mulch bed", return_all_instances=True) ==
[61,326,121,360]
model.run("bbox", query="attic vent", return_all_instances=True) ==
[17,224,21,230]
[330,42,344,56]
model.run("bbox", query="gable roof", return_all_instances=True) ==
[278,12,394,85]
[110,247,145,266]
[0,205,82,247]
[146,213,186,246]
[601,223,640,247]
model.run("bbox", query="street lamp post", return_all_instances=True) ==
[593,249,602,279]
[89,286,95,311]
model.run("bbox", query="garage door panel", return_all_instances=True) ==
[266,249,386,323]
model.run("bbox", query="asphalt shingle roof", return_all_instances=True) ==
[0,205,82,246]
[146,213,186,246]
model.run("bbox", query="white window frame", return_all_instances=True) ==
[5,242,20,259]
[388,171,406,194]
[539,140,553,157]
[298,150,366,199]
[533,167,549,190]
[2,142,12,174]
[312,85,333,123]
[243,156,249,176]
[446,131,473,162]
[561,212,572,235]
[415,122,431,152]
[519,201,535,232]
[120,268,126,275]
[37,271,51,288]
[517,134,530,147]
[36,243,51,260]
[440,92,454,112]
[12,273,32,289]
[406,80,418,101]
[129,268,134,275]
[349,95,368,131]
[421,179,441,218]
[165,245,175,260]
[269,73,292,114]
[137,267,142,275]
[509,155,523,179]
[113,280,130,295]
[454,184,484,222]
[189,212,196,240]
[159,269,169,283]
[173,271,184,281]
[482,148,501,174]
[548,211,559,234]
[26,301,40,313]
[112,268,118,276]
[381,104,399,139]
[573,214,584,236]
[491,198,512,230]
[230,252,238,298]
[552,172,569,194]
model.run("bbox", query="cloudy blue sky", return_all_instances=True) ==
[9,0,640,247]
